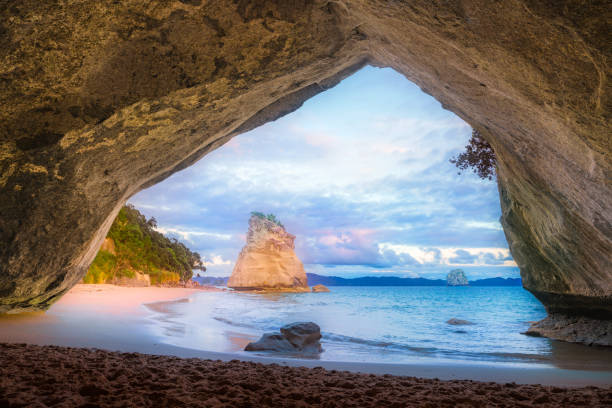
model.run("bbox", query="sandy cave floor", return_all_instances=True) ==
[0,343,611,407]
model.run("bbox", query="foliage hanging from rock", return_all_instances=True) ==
[450,130,497,180]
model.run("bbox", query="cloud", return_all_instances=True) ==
[449,249,477,264]
[376,244,516,268]
[203,254,232,267]
[154,226,232,243]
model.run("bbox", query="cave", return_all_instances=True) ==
[0,1,610,345]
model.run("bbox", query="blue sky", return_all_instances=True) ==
[130,66,519,280]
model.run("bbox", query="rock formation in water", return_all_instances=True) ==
[245,322,323,354]
[312,284,330,293]
[523,315,612,347]
[228,214,309,292]
[446,270,469,286]
[446,318,474,326]
[0,1,609,344]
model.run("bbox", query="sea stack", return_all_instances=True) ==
[447,269,469,286]
[228,213,309,292]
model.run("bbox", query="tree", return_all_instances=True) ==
[85,205,204,284]
[147,216,158,228]
[450,129,496,180]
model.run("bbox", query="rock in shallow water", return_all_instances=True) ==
[311,284,330,293]
[446,318,475,326]
[244,333,297,352]
[245,322,322,353]
[523,314,612,347]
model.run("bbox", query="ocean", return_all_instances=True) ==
[144,286,611,369]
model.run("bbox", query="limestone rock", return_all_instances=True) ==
[446,318,474,326]
[280,322,323,352]
[228,215,309,292]
[112,271,150,287]
[245,322,322,353]
[244,333,297,352]
[0,1,609,345]
[99,238,116,255]
[446,270,469,286]
[312,284,330,293]
[523,315,612,347]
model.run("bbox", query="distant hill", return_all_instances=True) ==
[193,273,521,287]
[83,205,205,285]
[307,273,521,287]
[193,275,229,286]
[306,273,445,286]
[468,277,522,286]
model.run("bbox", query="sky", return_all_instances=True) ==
[130,66,519,280]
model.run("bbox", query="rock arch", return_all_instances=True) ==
[0,1,609,341]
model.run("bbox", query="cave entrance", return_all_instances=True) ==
[95,66,553,363]
[2,65,583,366]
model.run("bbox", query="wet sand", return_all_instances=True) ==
[0,284,223,357]
[51,283,222,314]
[1,342,610,408]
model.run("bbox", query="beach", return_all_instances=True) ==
[0,284,611,407]
[2,342,611,408]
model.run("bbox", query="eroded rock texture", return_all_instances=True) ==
[446,269,468,286]
[228,214,309,291]
[0,1,610,342]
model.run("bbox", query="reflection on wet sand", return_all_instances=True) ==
[547,340,612,371]
[226,330,257,351]
[0,284,210,350]
[0,310,53,323]
[144,298,195,337]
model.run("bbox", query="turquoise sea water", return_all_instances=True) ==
[144,286,608,367]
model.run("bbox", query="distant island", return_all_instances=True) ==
[446,269,469,286]
[194,273,522,287]
[83,205,205,286]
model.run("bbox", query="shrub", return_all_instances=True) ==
[450,129,496,180]
[251,211,284,228]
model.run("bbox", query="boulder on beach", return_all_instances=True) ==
[311,284,330,293]
[446,269,469,286]
[228,213,309,292]
[245,322,322,353]
[244,333,297,352]
[446,318,474,326]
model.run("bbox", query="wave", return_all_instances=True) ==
[213,316,258,330]
[322,332,550,364]
[323,332,437,355]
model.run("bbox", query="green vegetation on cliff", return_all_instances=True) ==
[251,211,284,228]
[83,205,204,285]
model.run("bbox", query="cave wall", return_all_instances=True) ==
[0,1,610,323]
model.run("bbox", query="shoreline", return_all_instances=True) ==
[0,284,610,389]
[52,283,223,314]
